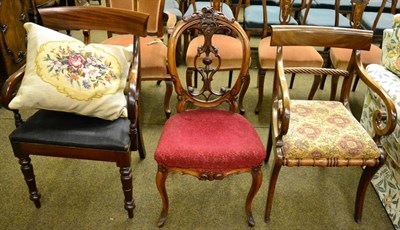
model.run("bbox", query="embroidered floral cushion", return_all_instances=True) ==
[282,100,380,159]
[381,14,400,76]
[9,23,132,120]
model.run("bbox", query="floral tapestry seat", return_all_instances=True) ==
[361,14,400,229]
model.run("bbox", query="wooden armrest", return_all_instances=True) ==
[127,35,140,123]
[355,51,397,138]
[1,65,25,110]
[272,46,291,139]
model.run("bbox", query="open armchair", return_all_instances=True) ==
[265,25,397,223]
[1,6,148,218]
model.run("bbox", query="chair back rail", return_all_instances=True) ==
[270,25,373,50]
[38,6,149,36]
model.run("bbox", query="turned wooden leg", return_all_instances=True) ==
[308,74,321,100]
[156,165,169,227]
[330,75,339,100]
[245,165,263,227]
[319,74,327,90]
[265,125,273,163]
[265,157,282,223]
[119,166,135,218]
[352,75,360,92]
[255,69,266,114]
[194,71,198,89]
[354,158,384,223]
[239,72,250,115]
[186,68,194,88]
[164,80,173,118]
[228,70,233,88]
[132,97,146,159]
[289,73,296,89]
[18,156,41,208]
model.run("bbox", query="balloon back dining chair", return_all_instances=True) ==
[154,7,266,227]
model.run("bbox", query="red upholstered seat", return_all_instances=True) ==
[155,109,265,172]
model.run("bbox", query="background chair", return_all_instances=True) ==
[181,0,235,57]
[184,1,250,113]
[155,7,265,227]
[102,0,174,118]
[296,0,367,99]
[361,0,398,44]
[264,25,397,223]
[87,0,101,4]
[241,0,298,40]
[0,6,148,218]
[299,0,353,27]
[327,0,381,100]
[254,0,323,113]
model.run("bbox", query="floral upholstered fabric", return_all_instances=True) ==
[9,23,132,120]
[282,100,380,159]
[381,14,400,76]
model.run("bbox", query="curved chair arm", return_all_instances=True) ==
[271,46,291,144]
[354,50,397,139]
[127,34,141,151]
[1,65,26,110]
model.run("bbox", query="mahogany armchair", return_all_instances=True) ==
[265,25,397,223]
[1,6,148,218]
[155,7,265,227]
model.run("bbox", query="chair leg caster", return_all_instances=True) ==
[240,108,245,115]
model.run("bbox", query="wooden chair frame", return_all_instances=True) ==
[156,7,260,227]
[1,6,148,218]
[265,25,397,223]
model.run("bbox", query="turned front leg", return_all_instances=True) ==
[18,156,41,208]
[119,166,135,218]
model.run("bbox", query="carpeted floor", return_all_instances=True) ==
[0,5,395,229]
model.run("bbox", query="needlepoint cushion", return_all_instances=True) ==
[282,100,380,159]
[9,22,132,120]
[154,109,266,172]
